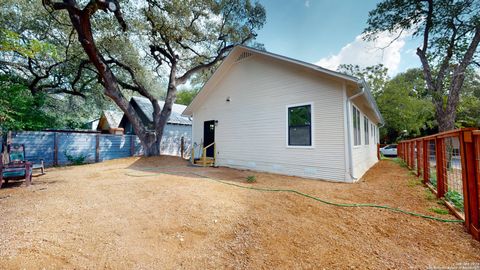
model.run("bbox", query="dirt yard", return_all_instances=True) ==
[0,157,479,269]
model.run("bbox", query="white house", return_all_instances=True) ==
[183,46,383,182]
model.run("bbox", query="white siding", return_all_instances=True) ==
[192,55,348,181]
[349,102,378,179]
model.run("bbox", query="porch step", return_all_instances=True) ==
[194,157,215,167]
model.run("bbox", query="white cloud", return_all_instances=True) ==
[315,31,409,75]
[305,0,310,8]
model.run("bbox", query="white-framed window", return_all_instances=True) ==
[352,106,361,146]
[364,116,369,145]
[287,103,313,147]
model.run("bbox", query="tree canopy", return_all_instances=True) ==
[38,0,266,156]
[365,0,480,131]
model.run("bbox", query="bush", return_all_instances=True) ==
[445,190,464,211]
[246,175,256,183]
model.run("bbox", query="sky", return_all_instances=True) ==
[255,0,422,76]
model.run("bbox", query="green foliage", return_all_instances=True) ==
[145,0,266,76]
[364,0,480,131]
[0,28,58,59]
[338,65,436,143]
[376,68,435,142]
[456,71,480,128]
[445,190,464,211]
[364,0,479,64]
[246,175,256,183]
[0,75,58,132]
[338,64,389,97]
[64,150,87,166]
[175,88,200,106]
[429,207,449,215]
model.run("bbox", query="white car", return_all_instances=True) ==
[380,144,397,157]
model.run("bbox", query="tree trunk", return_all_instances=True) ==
[59,5,163,156]
[435,106,456,132]
[151,66,178,157]
[142,131,161,156]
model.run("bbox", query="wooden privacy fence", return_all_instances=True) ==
[8,130,192,167]
[398,128,480,241]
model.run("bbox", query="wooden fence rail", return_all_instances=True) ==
[398,128,480,241]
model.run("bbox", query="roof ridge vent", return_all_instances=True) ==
[235,51,253,62]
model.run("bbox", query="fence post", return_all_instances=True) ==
[409,142,413,168]
[407,142,410,167]
[405,142,408,165]
[400,143,403,159]
[411,142,415,169]
[130,135,135,157]
[435,137,446,198]
[95,134,100,162]
[53,132,58,166]
[405,142,408,166]
[460,130,478,237]
[417,140,421,176]
[423,140,429,183]
[181,136,185,159]
[467,132,480,240]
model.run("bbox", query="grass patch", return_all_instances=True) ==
[437,200,446,206]
[424,189,436,201]
[246,175,257,183]
[445,190,464,211]
[428,170,437,188]
[407,178,422,187]
[392,158,408,168]
[429,207,450,215]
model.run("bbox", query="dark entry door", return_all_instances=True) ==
[203,120,215,157]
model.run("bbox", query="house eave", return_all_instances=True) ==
[182,45,383,125]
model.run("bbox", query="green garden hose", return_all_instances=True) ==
[125,167,464,223]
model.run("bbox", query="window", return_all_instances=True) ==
[371,123,376,143]
[352,106,361,146]
[364,117,369,145]
[288,104,312,146]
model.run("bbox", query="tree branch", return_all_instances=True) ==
[176,33,254,85]
[42,0,79,13]
[434,17,458,91]
[421,0,433,54]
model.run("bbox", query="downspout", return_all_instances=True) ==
[345,82,365,181]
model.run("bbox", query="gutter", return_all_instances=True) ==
[345,82,365,181]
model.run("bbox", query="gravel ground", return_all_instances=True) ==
[0,156,479,269]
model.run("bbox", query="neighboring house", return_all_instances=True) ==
[183,46,384,182]
[119,96,192,155]
[96,110,124,134]
[84,118,100,130]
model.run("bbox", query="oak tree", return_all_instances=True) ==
[42,0,266,156]
[365,0,480,131]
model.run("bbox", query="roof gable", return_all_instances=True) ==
[131,96,191,125]
[103,110,123,128]
[183,45,383,124]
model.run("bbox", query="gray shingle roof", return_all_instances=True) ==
[103,110,124,128]
[132,96,192,125]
